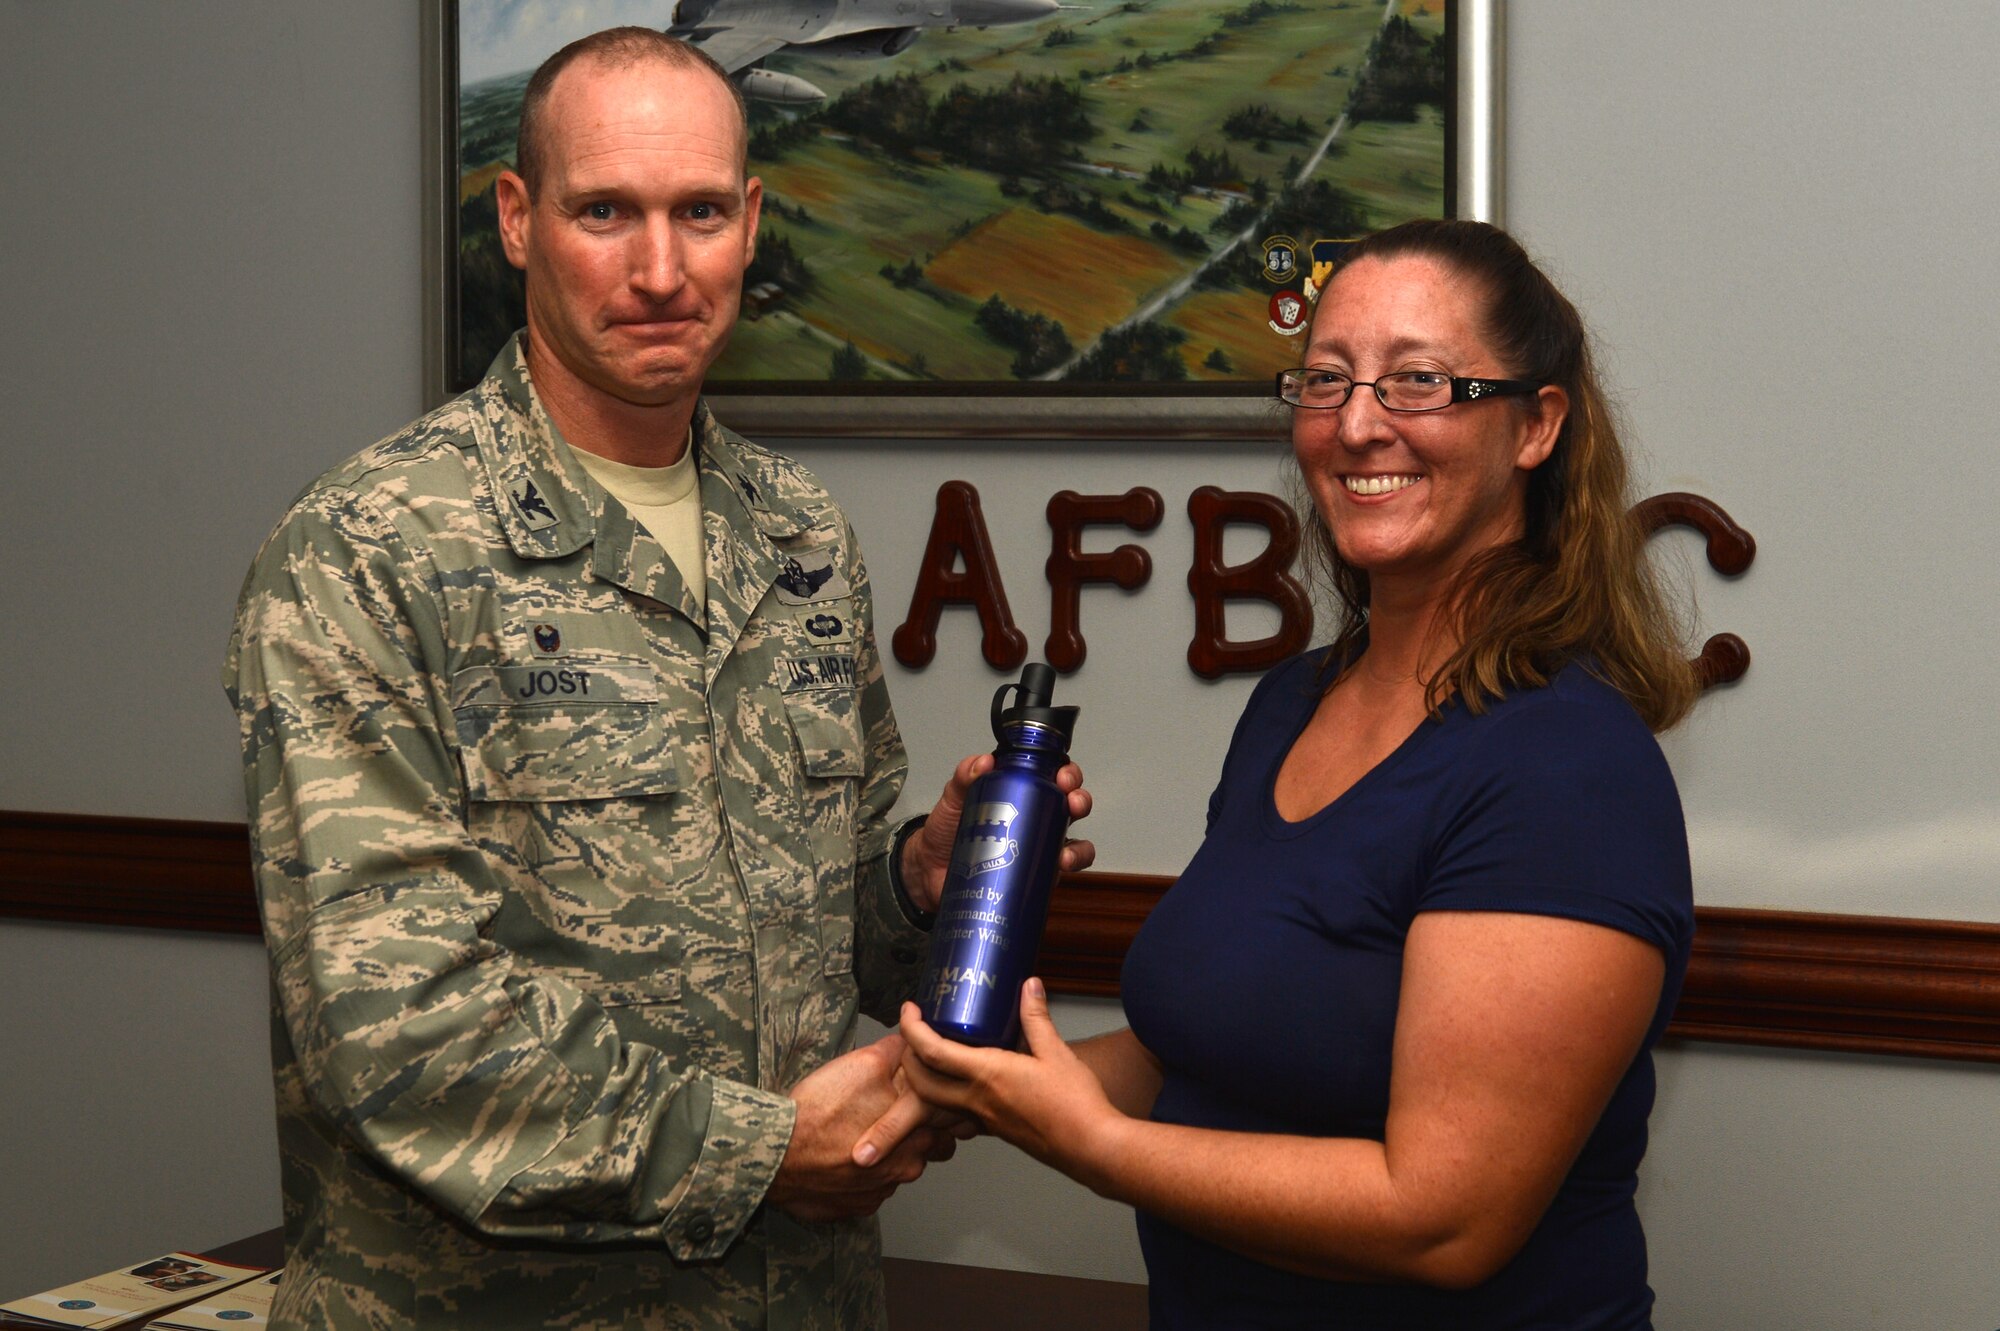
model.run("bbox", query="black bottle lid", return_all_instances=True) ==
[991,662,1080,746]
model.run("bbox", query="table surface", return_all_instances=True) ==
[6,1230,1147,1331]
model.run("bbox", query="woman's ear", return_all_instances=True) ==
[1515,384,1569,471]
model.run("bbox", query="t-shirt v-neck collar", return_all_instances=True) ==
[1262,680,1444,837]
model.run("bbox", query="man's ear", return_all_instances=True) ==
[742,175,764,266]
[496,169,532,272]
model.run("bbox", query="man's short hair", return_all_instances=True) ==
[514,28,748,198]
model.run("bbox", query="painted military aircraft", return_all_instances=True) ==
[668,0,1069,103]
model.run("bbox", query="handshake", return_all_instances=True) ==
[766,1032,975,1223]
[766,740,1097,1223]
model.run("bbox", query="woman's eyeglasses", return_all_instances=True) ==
[1276,368,1547,412]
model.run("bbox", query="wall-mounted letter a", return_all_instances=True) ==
[892,480,1029,671]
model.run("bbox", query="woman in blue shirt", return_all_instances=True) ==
[881,220,1700,1329]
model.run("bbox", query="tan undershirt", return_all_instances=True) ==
[568,432,705,608]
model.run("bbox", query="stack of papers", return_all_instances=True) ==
[0,1254,266,1330]
[142,1272,281,1330]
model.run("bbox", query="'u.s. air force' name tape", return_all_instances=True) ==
[781,654,857,693]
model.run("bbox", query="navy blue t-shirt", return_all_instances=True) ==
[1121,651,1692,1330]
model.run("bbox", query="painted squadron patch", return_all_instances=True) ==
[1303,238,1351,302]
[1261,234,1299,283]
[1268,289,1308,337]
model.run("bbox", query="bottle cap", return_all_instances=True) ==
[991,662,1079,745]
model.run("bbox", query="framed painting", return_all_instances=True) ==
[420,0,1500,436]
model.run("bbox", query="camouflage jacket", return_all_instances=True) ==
[224,338,929,1330]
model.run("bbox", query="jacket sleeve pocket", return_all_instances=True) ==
[782,689,864,974]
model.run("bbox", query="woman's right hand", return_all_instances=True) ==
[852,980,1129,1184]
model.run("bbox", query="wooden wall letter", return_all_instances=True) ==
[892,480,1029,671]
[1044,488,1165,672]
[1186,487,1313,679]
[1633,491,1757,689]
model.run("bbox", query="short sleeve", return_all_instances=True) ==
[1419,686,1692,959]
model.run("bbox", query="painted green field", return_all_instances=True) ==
[1334,110,1448,228]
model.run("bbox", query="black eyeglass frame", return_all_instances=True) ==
[1275,368,1549,412]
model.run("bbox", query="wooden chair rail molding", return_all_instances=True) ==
[7,810,2000,1064]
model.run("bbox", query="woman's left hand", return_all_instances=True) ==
[870,978,1124,1181]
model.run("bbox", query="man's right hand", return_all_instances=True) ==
[767,1034,948,1223]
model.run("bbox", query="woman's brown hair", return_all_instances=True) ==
[1300,219,1699,732]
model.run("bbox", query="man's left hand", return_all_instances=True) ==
[900,755,1095,915]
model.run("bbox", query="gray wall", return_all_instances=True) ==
[3,1,1996,1324]
[1,0,426,1293]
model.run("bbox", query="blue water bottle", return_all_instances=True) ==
[918,663,1080,1047]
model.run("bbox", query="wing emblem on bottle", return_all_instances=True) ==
[953,800,1021,876]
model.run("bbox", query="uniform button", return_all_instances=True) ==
[892,947,920,965]
[686,1212,715,1244]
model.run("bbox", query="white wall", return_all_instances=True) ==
[1505,2,2000,924]
[3,2,1997,1323]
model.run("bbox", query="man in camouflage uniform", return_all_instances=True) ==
[225,28,1090,1331]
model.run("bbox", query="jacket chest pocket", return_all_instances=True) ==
[453,658,680,798]
[452,658,690,982]
[782,684,864,976]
